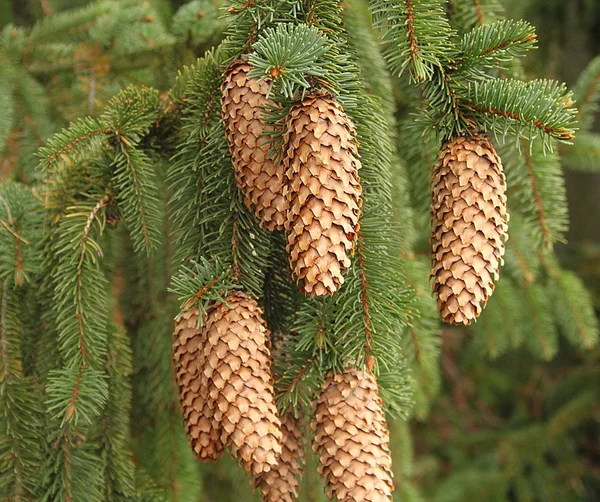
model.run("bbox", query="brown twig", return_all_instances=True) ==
[183,275,221,311]
[40,0,52,16]
[405,1,421,80]
[356,230,374,371]
[473,0,485,26]
[522,144,551,249]
[47,128,112,167]
[464,101,574,140]
[280,355,318,394]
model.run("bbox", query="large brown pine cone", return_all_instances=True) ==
[312,368,394,502]
[221,61,288,231]
[283,95,362,297]
[173,308,223,461]
[202,291,282,475]
[430,135,509,325]
[255,412,305,502]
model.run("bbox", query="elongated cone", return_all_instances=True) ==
[284,95,362,296]
[430,135,509,325]
[173,308,223,461]
[221,61,288,231]
[254,332,305,500]
[202,291,282,475]
[255,412,305,502]
[312,368,394,502]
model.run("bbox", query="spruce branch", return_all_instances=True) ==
[462,78,577,146]
[0,0,595,497]
[541,255,599,351]
[88,3,176,56]
[38,117,110,173]
[448,0,505,33]
[41,425,105,502]
[403,257,441,417]
[0,64,16,156]
[355,232,375,364]
[523,284,558,361]
[229,193,272,297]
[283,0,415,416]
[455,20,537,76]
[0,283,44,500]
[369,0,455,82]
[46,192,111,426]
[248,23,329,98]
[172,0,221,45]
[502,216,541,285]
[96,324,136,501]
[471,280,528,358]
[27,0,112,43]
[343,0,395,110]
[572,54,600,131]
[112,147,161,255]
[46,367,108,426]
[168,53,226,264]
[169,257,238,316]
[501,142,568,249]
[0,182,43,286]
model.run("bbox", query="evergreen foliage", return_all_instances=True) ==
[0,0,598,500]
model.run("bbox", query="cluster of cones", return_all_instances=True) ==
[221,61,361,298]
[222,60,510,325]
[173,291,394,501]
[173,56,511,501]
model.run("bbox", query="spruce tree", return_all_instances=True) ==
[0,1,599,501]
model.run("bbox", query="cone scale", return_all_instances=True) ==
[430,135,509,325]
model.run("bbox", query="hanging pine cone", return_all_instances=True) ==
[255,412,305,502]
[284,95,362,297]
[221,61,288,231]
[202,291,282,475]
[430,135,509,325]
[173,308,223,461]
[312,368,394,502]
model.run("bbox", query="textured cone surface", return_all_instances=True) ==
[222,61,288,231]
[312,368,394,502]
[173,309,223,461]
[255,412,305,502]
[430,135,509,325]
[203,291,282,475]
[284,95,362,297]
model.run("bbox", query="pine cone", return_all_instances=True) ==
[202,291,282,475]
[221,61,288,231]
[284,95,362,297]
[430,135,509,325]
[312,368,394,502]
[173,308,223,461]
[255,412,305,502]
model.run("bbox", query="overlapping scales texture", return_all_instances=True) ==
[221,61,288,231]
[255,412,305,502]
[312,368,394,502]
[284,95,362,296]
[202,291,282,475]
[173,308,223,461]
[431,135,509,325]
